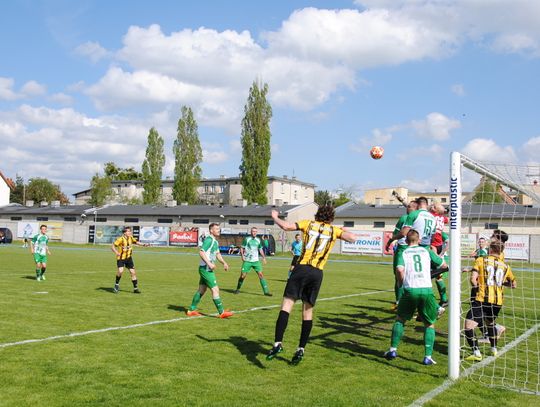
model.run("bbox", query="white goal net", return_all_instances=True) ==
[449,152,540,395]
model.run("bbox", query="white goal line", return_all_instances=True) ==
[0,289,391,350]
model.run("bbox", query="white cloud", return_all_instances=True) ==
[203,150,228,164]
[411,112,461,141]
[461,138,517,163]
[0,77,21,100]
[451,83,465,96]
[75,41,111,63]
[351,128,392,153]
[21,80,47,97]
[49,92,74,105]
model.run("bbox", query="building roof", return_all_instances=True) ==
[0,204,92,215]
[0,170,15,190]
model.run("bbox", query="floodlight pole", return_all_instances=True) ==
[448,152,462,380]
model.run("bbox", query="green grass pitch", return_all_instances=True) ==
[0,244,538,406]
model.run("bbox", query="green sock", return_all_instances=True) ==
[424,327,436,357]
[236,278,244,290]
[390,320,405,348]
[36,268,41,277]
[436,279,447,303]
[213,297,224,314]
[259,278,269,294]
[189,291,202,311]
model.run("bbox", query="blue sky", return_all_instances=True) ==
[2,0,540,198]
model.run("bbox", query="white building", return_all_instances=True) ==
[0,171,14,207]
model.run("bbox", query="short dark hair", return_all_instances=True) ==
[490,240,504,255]
[40,224,47,229]
[209,223,219,230]
[406,229,419,244]
[123,226,131,232]
[315,205,335,223]
[492,229,509,243]
[415,196,429,206]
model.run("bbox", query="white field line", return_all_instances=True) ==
[408,323,540,406]
[0,289,390,350]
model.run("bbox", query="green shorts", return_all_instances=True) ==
[34,253,47,264]
[241,261,262,273]
[198,266,218,288]
[397,288,439,325]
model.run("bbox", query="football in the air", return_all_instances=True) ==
[370,146,384,159]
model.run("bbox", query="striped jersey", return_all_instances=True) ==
[242,236,262,262]
[403,209,437,246]
[32,233,49,256]
[199,235,219,271]
[113,235,138,260]
[396,245,443,289]
[295,220,343,270]
[473,256,515,305]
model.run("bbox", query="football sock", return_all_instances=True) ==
[259,278,269,294]
[236,277,245,290]
[487,325,497,347]
[436,279,447,303]
[212,297,224,314]
[464,328,478,350]
[41,267,46,276]
[299,319,313,348]
[390,320,405,348]
[36,268,41,277]
[132,279,138,288]
[190,291,202,311]
[275,310,290,343]
[115,276,121,284]
[424,327,435,357]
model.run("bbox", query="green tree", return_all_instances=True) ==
[314,190,332,206]
[89,173,112,207]
[471,177,504,204]
[173,106,202,204]
[104,162,143,180]
[142,127,165,204]
[333,192,352,207]
[9,175,25,204]
[26,178,63,204]
[239,80,272,204]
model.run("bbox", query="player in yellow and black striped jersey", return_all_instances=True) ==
[266,206,357,365]
[111,227,149,294]
[463,240,517,361]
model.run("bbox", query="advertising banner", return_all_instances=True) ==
[342,230,383,255]
[460,233,477,256]
[505,234,529,261]
[94,226,124,244]
[43,221,64,240]
[139,227,169,246]
[169,229,198,247]
[383,231,394,255]
[17,222,39,239]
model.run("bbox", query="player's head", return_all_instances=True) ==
[489,240,504,255]
[315,205,335,223]
[40,225,47,233]
[250,227,258,237]
[433,203,445,215]
[209,222,220,236]
[295,233,301,242]
[405,229,420,245]
[406,201,418,214]
[491,229,509,243]
[123,226,132,236]
[415,196,429,208]
[478,237,487,247]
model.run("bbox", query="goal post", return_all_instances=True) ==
[448,152,540,395]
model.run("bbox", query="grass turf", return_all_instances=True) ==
[0,244,538,406]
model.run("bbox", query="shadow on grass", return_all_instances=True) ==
[96,287,116,293]
[21,276,38,280]
[196,334,269,369]
[168,304,188,313]
[220,287,262,296]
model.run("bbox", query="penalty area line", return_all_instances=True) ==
[408,322,540,407]
[0,289,389,350]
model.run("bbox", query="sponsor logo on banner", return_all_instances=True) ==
[139,227,169,246]
[450,176,459,230]
[17,222,39,238]
[342,230,383,254]
[504,234,529,261]
[383,231,394,255]
[169,230,198,246]
[460,233,477,255]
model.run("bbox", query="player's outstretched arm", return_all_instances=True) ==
[340,230,357,243]
[216,252,229,271]
[271,210,297,231]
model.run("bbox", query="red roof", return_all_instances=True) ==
[0,171,15,190]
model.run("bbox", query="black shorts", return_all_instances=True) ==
[290,255,300,267]
[117,257,135,269]
[466,300,502,325]
[283,264,323,306]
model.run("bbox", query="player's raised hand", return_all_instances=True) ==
[271,209,279,219]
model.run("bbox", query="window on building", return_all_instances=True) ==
[343,221,355,228]
[124,218,139,223]
[294,190,298,200]
[63,216,77,222]
[193,219,210,224]
[96,217,107,222]
[10,216,22,221]
[485,223,499,230]
[373,221,385,228]
[36,217,48,221]
[157,218,173,224]
[239,219,249,225]
[264,220,275,225]
[441,198,447,203]
[228,219,238,225]
[281,183,285,194]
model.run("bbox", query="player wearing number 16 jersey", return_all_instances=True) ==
[266,206,357,365]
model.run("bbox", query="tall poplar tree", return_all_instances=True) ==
[173,106,202,204]
[239,81,272,204]
[142,127,165,204]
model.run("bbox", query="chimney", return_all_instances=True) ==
[180,202,189,206]
[51,200,60,208]
[40,201,48,207]
[26,200,34,207]
[166,200,177,207]
[237,199,247,207]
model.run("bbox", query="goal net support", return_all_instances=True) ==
[449,152,540,395]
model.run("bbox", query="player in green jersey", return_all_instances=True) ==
[384,230,448,365]
[186,223,233,319]
[234,227,271,296]
[31,225,51,281]
[385,200,418,309]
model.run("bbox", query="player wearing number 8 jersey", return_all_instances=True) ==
[464,240,516,361]
[266,206,357,364]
